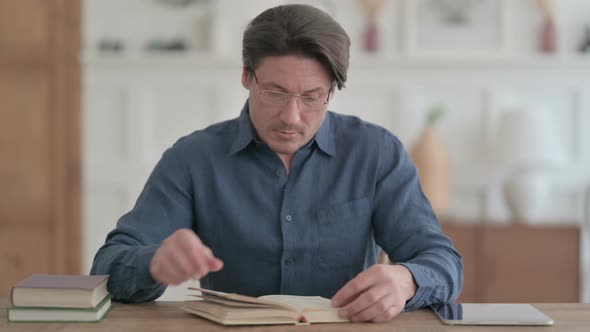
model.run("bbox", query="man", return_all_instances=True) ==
[91,4,462,322]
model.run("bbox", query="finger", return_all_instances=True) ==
[156,229,203,283]
[191,245,218,279]
[350,293,398,322]
[197,245,224,273]
[163,249,195,284]
[371,304,403,323]
[340,282,390,318]
[203,247,224,272]
[152,254,184,285]
[150,247,186,285]
[174,232,223,279]
[331,270,376,307]
[167,237,210,282]
[175,234,207,273]
[208,257,224,271]
[185,244,211,277]
[171,245,201,277]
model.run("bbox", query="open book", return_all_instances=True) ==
[182,287,350,326]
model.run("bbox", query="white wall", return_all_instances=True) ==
[83,0,590,301]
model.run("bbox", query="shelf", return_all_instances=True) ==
[82,50,590,70]
[82,51,241,68]
[351,53,590,70]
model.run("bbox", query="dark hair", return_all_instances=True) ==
[242,4,350,90]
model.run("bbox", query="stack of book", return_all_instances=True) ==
[7,274,111,322]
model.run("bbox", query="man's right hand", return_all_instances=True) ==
[149,229,224,285]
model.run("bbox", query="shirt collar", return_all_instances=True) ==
[228,101,336,157]
[313,111,336,157]
[228,101,257,155]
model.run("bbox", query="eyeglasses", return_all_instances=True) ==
[252,72,332,113]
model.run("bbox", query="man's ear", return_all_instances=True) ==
[241,67,252,89]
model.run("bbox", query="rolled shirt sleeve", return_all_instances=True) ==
[90,143,195,302]
[372,134,463,311]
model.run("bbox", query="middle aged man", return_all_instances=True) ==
[91,4,463,323]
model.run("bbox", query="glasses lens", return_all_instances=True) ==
[257,82,327,112]
[263,91,288,105]
[299,97,324,112]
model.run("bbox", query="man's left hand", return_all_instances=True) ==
[330,264,417,323]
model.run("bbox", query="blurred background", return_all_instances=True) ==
[2,0,590,303]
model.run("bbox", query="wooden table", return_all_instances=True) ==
[2,300,590,331]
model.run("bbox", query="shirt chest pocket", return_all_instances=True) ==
[314,196,372,271]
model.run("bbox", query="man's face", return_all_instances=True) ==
[242,55,333,157]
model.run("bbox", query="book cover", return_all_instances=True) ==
[10,274,109,308]
[182,287,350,326]
[7,295,112,322]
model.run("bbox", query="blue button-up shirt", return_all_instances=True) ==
[91,102,463,311]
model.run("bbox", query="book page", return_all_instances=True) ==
[188,294,276,308]
[187,287,297,312]
[258,295,334,312]
[258,295,349,324]
[185,288,349,325]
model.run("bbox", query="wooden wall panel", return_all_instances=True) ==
[51,0,82,275]
[0,0,50,57]
[0,72,51,229]
[0,230,51,296]
[0,0,80,294]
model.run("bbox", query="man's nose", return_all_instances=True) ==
[279,96,301,125]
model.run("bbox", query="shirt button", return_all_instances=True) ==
[285,257,294,265]
[285,215,292,222]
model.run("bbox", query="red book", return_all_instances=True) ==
[10,274,109,308]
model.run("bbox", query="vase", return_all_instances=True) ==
[503,170,551,223]
[364,19,379,52]
[410,126,451,218]
[539,18,557,53]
